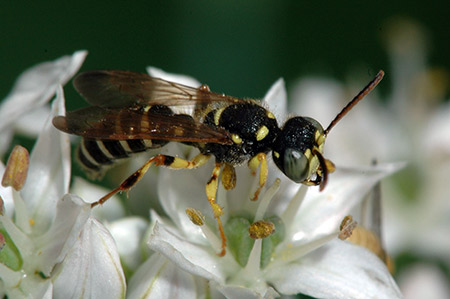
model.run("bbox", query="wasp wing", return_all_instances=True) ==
[53,106,232,144]
[73,70,242,109]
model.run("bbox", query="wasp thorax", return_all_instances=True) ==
[272,116,324,183]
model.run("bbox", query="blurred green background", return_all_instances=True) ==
[1,0,447,108]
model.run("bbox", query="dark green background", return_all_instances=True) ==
[1,1,447,108]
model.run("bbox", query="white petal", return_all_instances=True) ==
[14,106,51,137]
[127,253,197,299]
[2,278,53,299]
[148,222,232,284]
[146,66,201,87]
[52,217,126,299]
[71,177,126,222]
[0,51,86,133]
[267,239,402,299]
[215,283,279,299]
[398,263,450,299]
[20,87,71,233]
[107,216,148,271]
[290,77,344,126]
[262,78,287,123]
[423,102,450,156]
[34,194,91,275]
[0,162,15,217]
[288,163,404,243]
[157,152,216,243]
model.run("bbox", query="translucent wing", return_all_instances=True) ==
[53,106,232,144]
[73,70,242,108]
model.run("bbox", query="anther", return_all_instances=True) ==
[339,215,357,240]
[248,220,275,239]
[2,145,29,191]
[186,208,205,226]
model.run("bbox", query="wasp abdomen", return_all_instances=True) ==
[77,138,168,178]
[77,104,176,177]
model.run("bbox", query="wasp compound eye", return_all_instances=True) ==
[281,148,309,182]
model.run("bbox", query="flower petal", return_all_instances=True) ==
[157,149,216,242]
[52,217,126,299]
[215,283,279,299]
[34,194,91,275]
[71,177,126,222]
[0,51,86,133]
[262,78,287,123]
[267,239,402,299]
[146,66,201,88]
[0,162,15,217]
[148,221,237,284]
[127,253,197,299]
[20,86,71,232]
[288,163,404,243]
[107,216,148,272]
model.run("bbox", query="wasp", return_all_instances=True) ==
[53,69,384,256]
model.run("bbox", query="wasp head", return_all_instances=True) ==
[272,116,329,187]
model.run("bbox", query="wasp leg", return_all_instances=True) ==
[221,163,236,190]
[205,163,227,256]
[248,153,268,201]
[91,153,211,207]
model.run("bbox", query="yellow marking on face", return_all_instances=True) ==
[304,148,312,161]
[143,105,152,112]
[315,130,326,146]
[273,151,280,158]
[231,134,243,144]
[214,107,227,126]
[256,125,269,141]
[267,111,276,119]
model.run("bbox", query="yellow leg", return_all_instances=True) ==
[221,163,236,190]
[205,163,227,256]
[91,153,210,207]
[248,153,268,201]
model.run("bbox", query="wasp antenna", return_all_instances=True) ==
[324,70,385,135]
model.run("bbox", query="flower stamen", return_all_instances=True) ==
[281,185,308,235]
[248,220,275,240]
[2,146,29,191]
[339,215,357,240]
[254,178,280,221]
[185,208,223,254]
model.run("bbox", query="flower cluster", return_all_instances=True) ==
[0,53,403,298]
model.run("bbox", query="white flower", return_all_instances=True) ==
[289,18,450,298]
[125,69,403,298]
[0,51,87,156]
[0,56,125,298]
